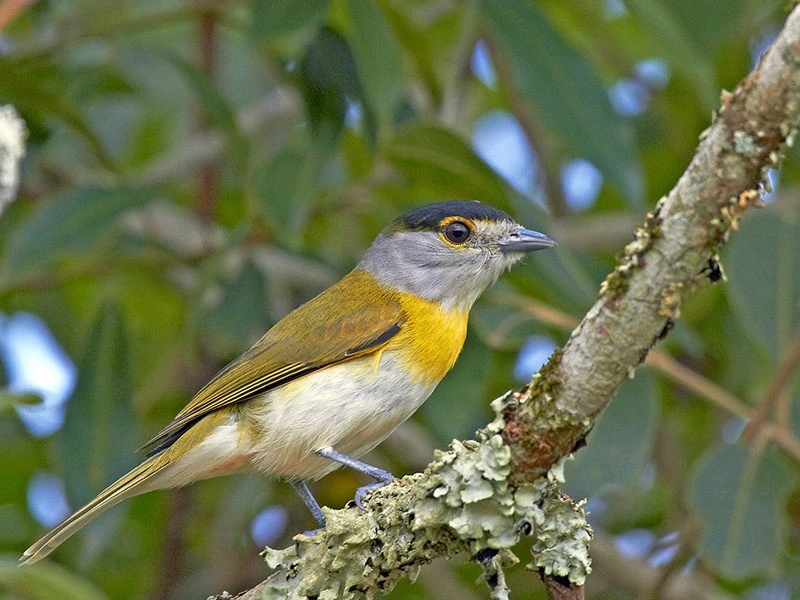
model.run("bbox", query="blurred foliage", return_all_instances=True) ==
[0,0,798,599]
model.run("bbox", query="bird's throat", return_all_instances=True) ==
[392,291,469,386]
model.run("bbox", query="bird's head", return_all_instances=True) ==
[359,200,556,311]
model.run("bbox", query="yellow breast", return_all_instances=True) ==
[391,291,469,386]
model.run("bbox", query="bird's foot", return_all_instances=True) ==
[313,446,396,509]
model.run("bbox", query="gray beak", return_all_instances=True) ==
[499,226,557,253]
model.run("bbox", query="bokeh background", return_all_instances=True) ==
[1,1,799,599]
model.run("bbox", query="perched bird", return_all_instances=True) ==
[21,200,556,564]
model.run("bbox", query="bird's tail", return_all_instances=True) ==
[20,457,168,565]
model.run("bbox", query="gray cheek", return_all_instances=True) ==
[359,232,510,308]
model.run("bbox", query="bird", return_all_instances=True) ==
[21,200,556,564]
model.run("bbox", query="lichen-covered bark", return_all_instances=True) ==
[219,7,800,600]
[224,404,591,600]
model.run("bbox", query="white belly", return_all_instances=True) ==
[149,351,438,491]
[244,351,436,480]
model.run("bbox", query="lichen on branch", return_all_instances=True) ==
[234,397,591,600]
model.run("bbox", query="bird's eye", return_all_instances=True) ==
[443,221,472,245]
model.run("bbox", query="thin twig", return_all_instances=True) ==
[10,0,244,59]
[0,241,338,299]
[490,290,800,460]
[644,352,754,421]
[439,0,480,127]
[494,289,756,418]
[0,250,214,297]
[490,290,581,331]
[196,9,218,221]
[552,212,640,251]
[481,33,570,217]
[743,328,800,439]
[153,488,193,600]
[762,422,800,462]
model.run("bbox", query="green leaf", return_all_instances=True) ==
[482,0,642,204]
[58,303,137,553]
[0,555,109,600]
[384,124,508,206]
[251,149,315,244]
[564,372,658,500]
[375,0,442,103]
[341,0,403,128]
[342,128,376,178]
[72,67,137,101]
[299,26,375,151]
[251,0,331,40]
[688,443,794,579]
[114,271,186,400]
[0,57,115,170]
[725,209,800,357]
[207,259,269,357]
[160,52,248,173]
[624,0,718,111]
[125,111,171,167]
[0,187,150,281]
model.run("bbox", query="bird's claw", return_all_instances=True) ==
[354,478,394,509]
[299,528,321,537]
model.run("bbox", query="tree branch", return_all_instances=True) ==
[743,328,800,439]
[216,6,800,599]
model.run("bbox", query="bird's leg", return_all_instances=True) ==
[291,480,326,530]
[315,446,395,509]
